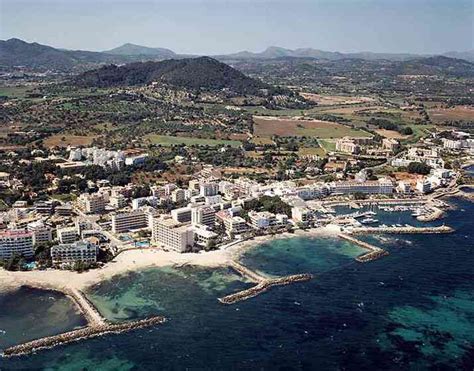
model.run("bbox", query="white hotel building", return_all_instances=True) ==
[111,211,148,233]
[51,241,98,266]
[329,178,394,195]
[152,216,194,253]
[0,230,34,260]
[191,206,216,228]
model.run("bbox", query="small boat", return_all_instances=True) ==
[411,208,423,217]
[361,217,379,224]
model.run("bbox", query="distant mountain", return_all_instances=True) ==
[73,56,270,94]
[104,43,176,58]
[217,46,420,61]
[1,38,473,73]
[0,39,177,72]
[442,50,474,63]
[396,56,474,78]
[0,38,120,71]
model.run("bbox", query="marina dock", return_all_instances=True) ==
[350,225,454,234]
[339,233,389,263]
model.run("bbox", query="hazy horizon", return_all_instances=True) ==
[1,0,473,55]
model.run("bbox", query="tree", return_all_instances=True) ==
[354,192,367,200]
[401,127,413,135]
[408,162,431,175]
[205,239,217,251]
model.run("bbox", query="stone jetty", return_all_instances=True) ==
[229,261,268,283]
[339,233,389,263]
[3,316,166,358]
[219,273,313,304]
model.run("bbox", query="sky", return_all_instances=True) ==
[0,0,472,55]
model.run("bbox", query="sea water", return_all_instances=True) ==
[1,197,473,370]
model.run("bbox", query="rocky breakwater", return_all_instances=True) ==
[339,233,389,263]
[219,273,313,305]
[2,316,166,358]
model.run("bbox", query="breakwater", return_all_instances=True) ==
[339,234,389,263]
[350,225,454,235]
[229,261,268,283]
[219,274,313,304]
[66,288,106,326]
[2,316,166,358]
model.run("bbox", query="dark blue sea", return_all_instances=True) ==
[1,195,473,370]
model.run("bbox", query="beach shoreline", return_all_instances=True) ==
[0,225,341,295]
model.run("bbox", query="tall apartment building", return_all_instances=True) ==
[416,179,432,194]
[111,211,148,233]
[34,200,54,215]
[248,211,277,229]
[78,193,107,214]
[199,182,219,197]
[171,188,186,203]
[171,207,192,223]
[224,216,248,235]
[292,207,314,223]
[57,226,78,244]
[51,241,98,266]
[0,230,34,260]
[191,206,216,228]
[27,221,52,246]
[151,216,194,253]
[109,194,128,209]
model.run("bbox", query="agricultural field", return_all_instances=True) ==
[427,106,474,124]
[250,136,274,145]
[375,129,409,139]
[300,93,376,106]
[298,147,326,157]
[44,134,98,148]
[145,134,241,147]
[253,116,372,138]
[318,139,337,152]
[0,86,35,99]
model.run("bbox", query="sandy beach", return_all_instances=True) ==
[0,225,341,294]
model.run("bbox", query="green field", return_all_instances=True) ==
[146,135,241,147]
[0,86,33,99]
[318,139,337,152]
[298,147,326,157]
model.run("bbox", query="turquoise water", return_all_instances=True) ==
[1,196,473,369]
